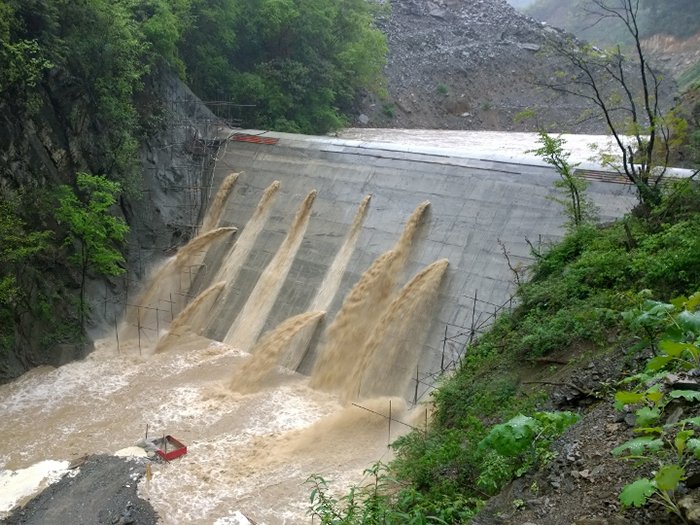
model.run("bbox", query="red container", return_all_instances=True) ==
[155,436,187,461]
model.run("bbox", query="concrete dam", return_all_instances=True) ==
[0,130,636,524]
[186,130,633,400]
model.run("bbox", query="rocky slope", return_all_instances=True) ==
[356,0,607,132]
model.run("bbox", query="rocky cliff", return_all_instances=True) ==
[0,66,219,382]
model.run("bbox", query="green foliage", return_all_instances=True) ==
[436,83,449,96]
[380,186,700,521]
[181,0,388,134]
[527,132,599,230]
[3,0,389,160]
[477,411,579,472]
[0,192,54,357]
[1,0,193,188]
[0,197,52,307]
[382,102,395,118]
[612,292,700,520]
[619,477,656,508]
[306,462,449,524]
[55,173,129,326]
[56,173,129,277]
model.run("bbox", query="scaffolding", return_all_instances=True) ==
[100,91,253,337]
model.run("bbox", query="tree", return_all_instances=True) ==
[179,0,388,134]
[529,131,599,230]
[55,173,129,328]
[0,195,53,360]
[542,0,698,208]
[0,196,52,314]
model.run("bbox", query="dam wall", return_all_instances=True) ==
[191,131,635,400]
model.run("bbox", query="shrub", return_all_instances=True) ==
[382,102,395,118]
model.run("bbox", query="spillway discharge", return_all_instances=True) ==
[171,227,237,275]
[154,281,226,353]
[393,201,430,265]
[229,311,325,394]
[224,190,317,351]
[200,172,239,234]
[309,201,430,392]
[278,195,371,372]
[310,195,371,313]
[211,181,280,287]
[342,259,449,404]
[202,182,281,336]
[124,227,236,332]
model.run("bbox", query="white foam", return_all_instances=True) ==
[0,358,138,415]
[0,460,69,514]
[214,511,253,525]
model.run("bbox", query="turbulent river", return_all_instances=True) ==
[0,171,443,524]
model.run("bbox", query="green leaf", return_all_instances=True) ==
[676,429,695,454]
[615,391,646,405]
[671,296,689,310]
[635,407,660,426]
[634,426,662,434]
[612,436,663,456]
[620,478,655,508]
[669,390,700,402]
[677,311,700,334]
[688,439,700,459]
[677,417,700,427]
[687,291,700,312]
[658,340,690,357]
[647,355,675,371]
[477,414,540,456]
[646,391,665,404]
[533,411,581,432]
[654,464,685,491]
[665,324,686,342]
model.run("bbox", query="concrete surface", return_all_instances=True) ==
[193,130,635,400]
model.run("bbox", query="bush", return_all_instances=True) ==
[437,83,449,95]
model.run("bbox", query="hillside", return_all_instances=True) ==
[523,0,700,87]
[356,0,620,132]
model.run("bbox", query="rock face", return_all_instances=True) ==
[0,67,218,383]
[90,69,222,332]
[358,0,605,132]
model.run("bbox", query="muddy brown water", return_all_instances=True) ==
[0,181,447,524]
